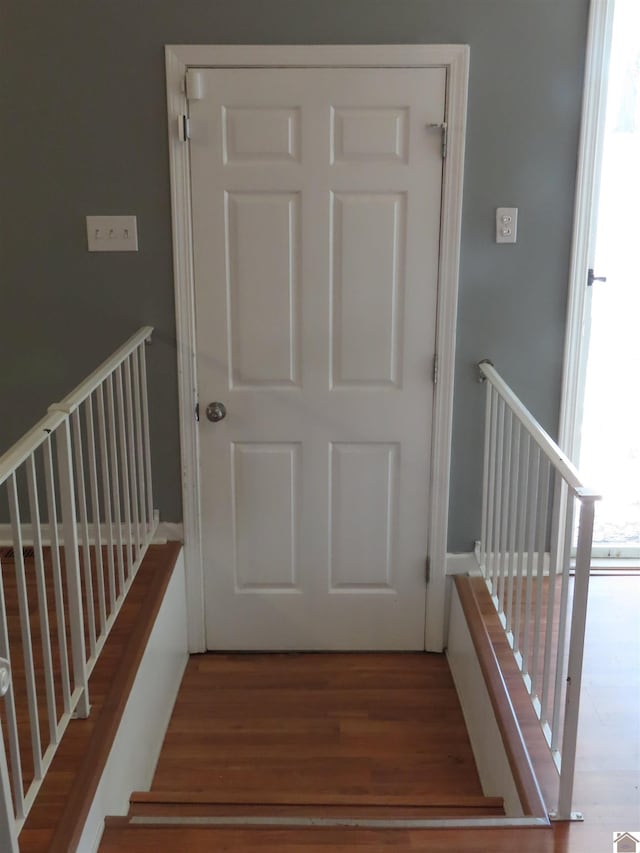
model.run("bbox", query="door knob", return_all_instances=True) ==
[206,401,227,423]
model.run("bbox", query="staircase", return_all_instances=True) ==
[96,652,555,853]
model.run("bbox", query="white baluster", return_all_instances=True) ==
[55,421,90,718]
[554,494,598,820]
[480,383,493,574]
[106,375,125,597]
[139,343,154,531]
[8,472,44,778]
[84,396,107,636]
[43,436,72,715]
[124,355,141,560]
[72,409,97,660]
[96,385,117,613]
[115,366,133,579]
[0,700,19,852]
[26,456,58,744]
[0,559,24,821]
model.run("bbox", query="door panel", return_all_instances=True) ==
[331,192,405,387]
[226,192,300,387]
[232,442,300,591]
[329,442,398,590]
[190,66,446,649]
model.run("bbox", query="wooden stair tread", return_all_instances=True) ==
[100,822,552,852]
[125,789,505,823]
[131,790,504,810]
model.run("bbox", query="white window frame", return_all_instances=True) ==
[164,45,469,652]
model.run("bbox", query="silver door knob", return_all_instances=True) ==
[206,401,227,423]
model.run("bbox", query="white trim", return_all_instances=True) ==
[559,0,615,461]
[165,44,469,653]
[0,520,164,548]
[81,549,188,852]
[446,549,561,588]
[129,815,547,830]
[590,548,640,561]
[165,47,206,652]
[166,43,470,69]
[153,522,185,544]
[446,552,481,576]
[446,584,525,818]
[424,45,470,652]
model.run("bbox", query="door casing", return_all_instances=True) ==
[559,0,615,463]
[164,44,470,653]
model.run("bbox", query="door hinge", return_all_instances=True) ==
[425,555,431,584]
[427,122,448,158]
[179,114,191,142]
[433,353,439,385]
[195,401,200,422]
[185,69,205,101]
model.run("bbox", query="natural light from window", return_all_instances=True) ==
[579,0,640,553]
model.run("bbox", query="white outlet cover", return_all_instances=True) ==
[86,215,138,252]
[496,207,518,244]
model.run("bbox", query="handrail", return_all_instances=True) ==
[478,360,600,499]
[0,327,154,488]
[0,326,156,843]
[52,326,153,414]
[0,411,67,489]
[477,358,600,821]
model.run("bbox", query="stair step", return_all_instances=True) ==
[129,791,504,820]
[100,822,552,852]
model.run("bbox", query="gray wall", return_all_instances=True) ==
[0,0,589,551]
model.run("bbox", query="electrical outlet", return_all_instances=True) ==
[86,215,138,252]
[496,207,518,244]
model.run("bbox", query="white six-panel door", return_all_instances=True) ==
[189,67,446,649]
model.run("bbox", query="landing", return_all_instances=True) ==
[150,652,483,802]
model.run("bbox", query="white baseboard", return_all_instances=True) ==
[446,552,481,576]
[446,582,524,818]
[0,517,183,549]
[78,548,189,853]
[153,522,184,543]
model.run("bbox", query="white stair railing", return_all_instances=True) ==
[0,326,156,845]
[477,359,599,821]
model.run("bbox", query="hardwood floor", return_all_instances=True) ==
[100,575,639,852]
[103,653,546,851]
[150,653,486,802]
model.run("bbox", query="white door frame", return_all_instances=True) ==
[165,44,469,653]
[559,0,615,462]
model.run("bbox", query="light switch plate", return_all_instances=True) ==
[86,215,138,252]
[496,207,518,244]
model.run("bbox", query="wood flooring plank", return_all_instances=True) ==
[151,652,485,802]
